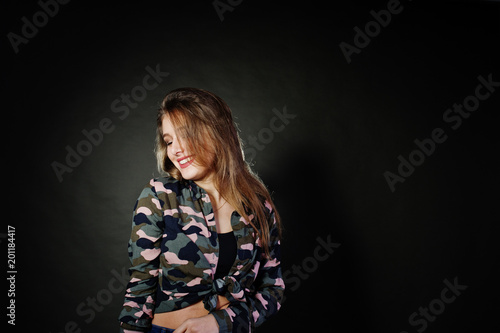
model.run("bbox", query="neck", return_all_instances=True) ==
[194,176,223,206]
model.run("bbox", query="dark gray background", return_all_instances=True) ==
[3,0,499,332]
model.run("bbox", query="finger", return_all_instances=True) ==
[173,328,184,333]
[172,324,185,333]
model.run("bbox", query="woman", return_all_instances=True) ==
[118,88,284,333]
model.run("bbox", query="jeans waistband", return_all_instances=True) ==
[148,324,175,333]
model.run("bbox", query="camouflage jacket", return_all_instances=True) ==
[118,177,284,332]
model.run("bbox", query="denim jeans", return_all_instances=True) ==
[147,324,175,333]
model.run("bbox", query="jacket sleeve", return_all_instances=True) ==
[211,211,284,332]
[118,182,164,332]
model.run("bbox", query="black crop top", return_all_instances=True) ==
[214,231,237,280]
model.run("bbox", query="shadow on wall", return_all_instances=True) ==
[255,140,371,332]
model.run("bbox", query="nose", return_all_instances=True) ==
[171,138,184,156]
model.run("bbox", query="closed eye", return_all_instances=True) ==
[162,133,173,146]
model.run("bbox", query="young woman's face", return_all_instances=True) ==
[161,115,212,182]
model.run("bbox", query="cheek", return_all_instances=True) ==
[166,149,176,163]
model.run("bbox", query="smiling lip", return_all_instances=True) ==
[177,156,194,169]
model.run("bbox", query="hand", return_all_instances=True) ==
[173,314,219,333]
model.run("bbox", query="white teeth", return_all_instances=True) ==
[179,157,193,165]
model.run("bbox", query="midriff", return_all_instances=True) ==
[151,295,230,329]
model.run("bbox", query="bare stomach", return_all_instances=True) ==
[151,295,230,329]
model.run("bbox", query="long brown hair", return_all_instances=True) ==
[155,87,281,256]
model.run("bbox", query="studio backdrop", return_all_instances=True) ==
[3,1,499,332]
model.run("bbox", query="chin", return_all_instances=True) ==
[179,165,211,182]
[179,168,202,181]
